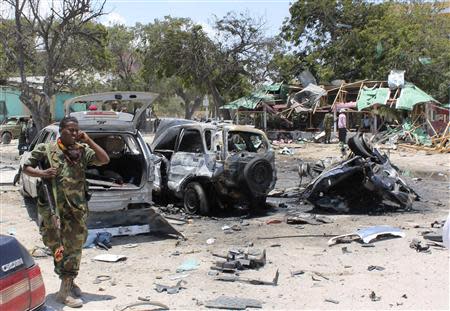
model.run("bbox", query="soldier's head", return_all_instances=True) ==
[59,116,79,146]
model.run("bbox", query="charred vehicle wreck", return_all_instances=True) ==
[152,119,277,214]
[302,133,419,213]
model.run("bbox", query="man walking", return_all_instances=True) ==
[338,109,347,145]
[323,111,334,144]
[23,116,109,308]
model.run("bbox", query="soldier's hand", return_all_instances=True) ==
[77,131,90,143]
[40,168,57,178]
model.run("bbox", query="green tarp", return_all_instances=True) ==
[396,83,438,110]
[357,87,390,111]
[222,86,276,110]
[357,83,439,111]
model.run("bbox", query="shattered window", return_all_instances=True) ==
[178,129,203,153]
[204,130,212,151]
[227,131,268,153]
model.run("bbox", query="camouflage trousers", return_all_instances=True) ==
[37,198,88,279]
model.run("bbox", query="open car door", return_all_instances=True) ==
[64,91,159,128]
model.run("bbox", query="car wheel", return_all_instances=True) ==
[2,132,12,144]
[348,133,373,158]
[183,182,209,215]
[244,158,273,196]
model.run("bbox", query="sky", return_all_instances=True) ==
[100,0,292,36]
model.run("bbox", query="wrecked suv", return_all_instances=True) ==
[152,119,277,214]
[19,92,158,228]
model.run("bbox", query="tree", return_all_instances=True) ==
[107,24,146,91]
[0,0,108,129]
[282,0,450,102]
[140,13,275,118]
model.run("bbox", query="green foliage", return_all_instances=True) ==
[281,0,450,102]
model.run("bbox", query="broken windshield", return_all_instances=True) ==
[227,131,268,153]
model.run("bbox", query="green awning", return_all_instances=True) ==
[396,83,439,110]
[357,87,390,111]
[222,87,275,110]
[262,82,283,92]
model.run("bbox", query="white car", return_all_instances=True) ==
[18,92,158,228]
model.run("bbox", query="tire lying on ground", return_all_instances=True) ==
[2,132,12,144]
[348,133,374,158]
[183,182,210,215]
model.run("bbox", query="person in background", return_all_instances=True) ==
[323,110,334,144]
[22,116,109,308]
[18,119,28,155]
[362,114,371,132]
[338,109,348,156]
[26,116,38,145]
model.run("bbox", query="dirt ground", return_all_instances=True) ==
[0,138,449,310]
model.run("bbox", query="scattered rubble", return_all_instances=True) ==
[154,280,187,294]
[328,225,405,246]
[205,296,263,310]
[211,249,266,273]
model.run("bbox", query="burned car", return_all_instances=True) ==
[152,119,277,214]
[18,92,158,228]
[302,133,418,213]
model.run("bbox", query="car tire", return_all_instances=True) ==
[2,132,12,144]
[244,158,273,196]
[183,182,209,215]
[348,133,373,158]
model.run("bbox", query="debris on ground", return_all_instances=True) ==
[409,238,431,253]
[286,213,333,225]
[266,219,283,225]
[328,225,405,246]
[370,291,381,302]
[205,296,263,310]
[367,265,385,271]
[211,249,266,272]
[93,275,112,284]
[114,301,170,311]
[214,269,279,286]
[31,246,52,258]
[154,280,187,294]
[176,258,200,272]
[324,298,339,304]
[290,270,305,277]
[303,133,419,213]
[206,238,216,245]
[93,254,127,262]
[341,247,352,254]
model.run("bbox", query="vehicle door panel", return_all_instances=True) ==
[167,129,210,191]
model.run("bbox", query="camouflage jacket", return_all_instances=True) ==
[323,113,334,129]
[24,142,102,211]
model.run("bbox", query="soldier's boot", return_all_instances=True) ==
[56,277,83,308]
[71,281,82,298]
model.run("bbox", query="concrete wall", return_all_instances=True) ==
[0,86,75,122]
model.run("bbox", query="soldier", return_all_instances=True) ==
[23,116,109,308]
[323,111,334,144]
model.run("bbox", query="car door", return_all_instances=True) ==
[21,129,57,197]
[167,128,210,191]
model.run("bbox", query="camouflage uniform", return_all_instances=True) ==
[323,113,334,144]
[24,142,101,278]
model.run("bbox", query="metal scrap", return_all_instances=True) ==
[214,269,279,286]
[205,296,262,310]
[154,280,187,294]
[286,213,333,225]
[211,249,266,272]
